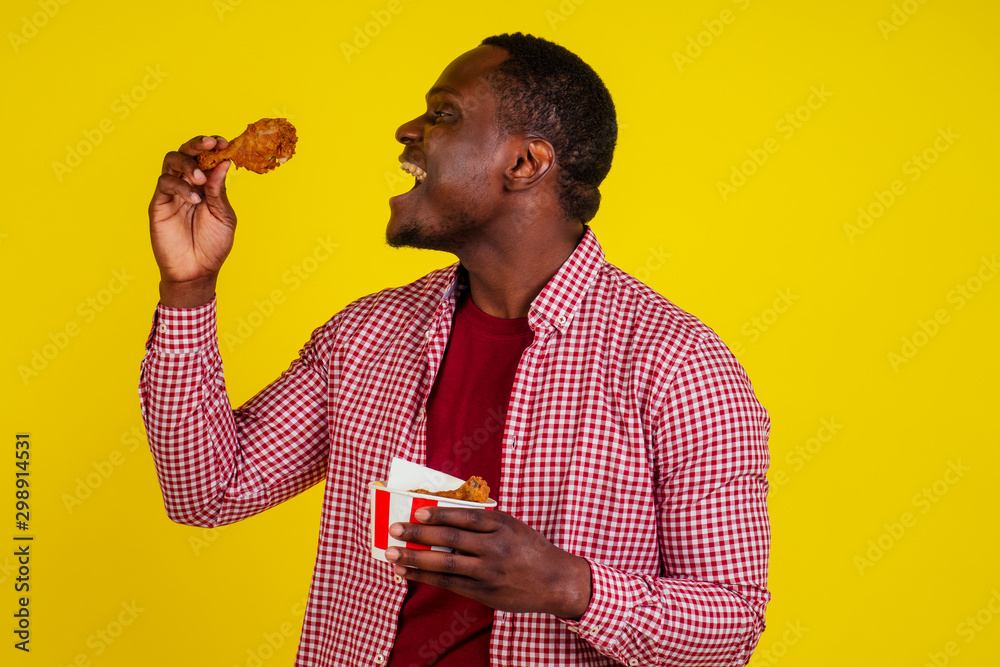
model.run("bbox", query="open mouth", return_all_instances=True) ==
[400,161,426,184]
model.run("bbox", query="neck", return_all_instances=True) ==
[456,221,586,319]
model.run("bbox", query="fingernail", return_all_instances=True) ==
[189,193,201,204]
[388,524,403,538]
[414,508,430,522]
[194,168,205,181]
[385,547,399,562]
[393,565,407,576]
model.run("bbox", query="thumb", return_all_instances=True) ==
[204,160,235,222]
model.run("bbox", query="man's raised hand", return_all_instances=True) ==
[149,135,236,307]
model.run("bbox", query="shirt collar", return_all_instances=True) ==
[440,225,606,334]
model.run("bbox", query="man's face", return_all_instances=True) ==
[386,45,510,253]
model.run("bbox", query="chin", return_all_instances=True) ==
[385,216,438,250]
[385,227,422,249]
[386,207,478,253]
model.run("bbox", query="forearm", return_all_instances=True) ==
[562,333,771,665]
[139,298,259,525]
[563,561,767,667]
[138,298,332,527]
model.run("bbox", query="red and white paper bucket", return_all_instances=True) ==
[369,482,496,562]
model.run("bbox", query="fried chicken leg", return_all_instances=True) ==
[411,476,491,503]
[198,118,297,174]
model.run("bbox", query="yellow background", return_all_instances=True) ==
[2,0,998,665]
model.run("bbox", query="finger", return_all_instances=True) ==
[152,172,201,206]
[162,150,207,185]
[389,553,486,602]
[177,134,220,156]
[389,521,481,554]
[203,160,235,223]
[414,506,502,532]
[386,547,479,580]
[394,563,470,594]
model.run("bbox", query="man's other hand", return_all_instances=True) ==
[386,507,593,620]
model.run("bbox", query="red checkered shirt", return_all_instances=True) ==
[139,226,771,666]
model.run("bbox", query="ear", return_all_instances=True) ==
[503,137,555,192]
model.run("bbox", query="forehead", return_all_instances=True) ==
[427,45,507,105]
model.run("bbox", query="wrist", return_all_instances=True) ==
[550,553,593,620]
[159,276,218,308]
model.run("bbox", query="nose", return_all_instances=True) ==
[395,115,423,145]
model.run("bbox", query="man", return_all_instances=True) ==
[141,33,770,666]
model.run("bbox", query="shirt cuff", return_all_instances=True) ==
[144,296,218,354]
[558,558,661,662]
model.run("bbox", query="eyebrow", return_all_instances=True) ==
[426,86,462,100]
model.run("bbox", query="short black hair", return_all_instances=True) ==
[479,32,617,224]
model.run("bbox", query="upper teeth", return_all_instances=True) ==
[400,161,426,182]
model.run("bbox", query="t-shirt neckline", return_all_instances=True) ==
[456,288,533,337]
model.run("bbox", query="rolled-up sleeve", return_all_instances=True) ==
[138,297,337,527]
[561,334,771,666]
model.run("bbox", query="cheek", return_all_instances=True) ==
[432,134,493,178]
[436,159,492,193]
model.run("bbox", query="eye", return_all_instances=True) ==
[432,110,449,122]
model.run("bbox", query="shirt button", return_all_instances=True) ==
[567,625,579,633]
[628,660,639,666]
[393,574,403,584]
[425,330,432,340]
[374,655,385,664]
[418,408,426,420]
[159,324,167,333]
[557,315,567,325]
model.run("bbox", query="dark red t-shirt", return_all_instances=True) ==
[387,285,534,666]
